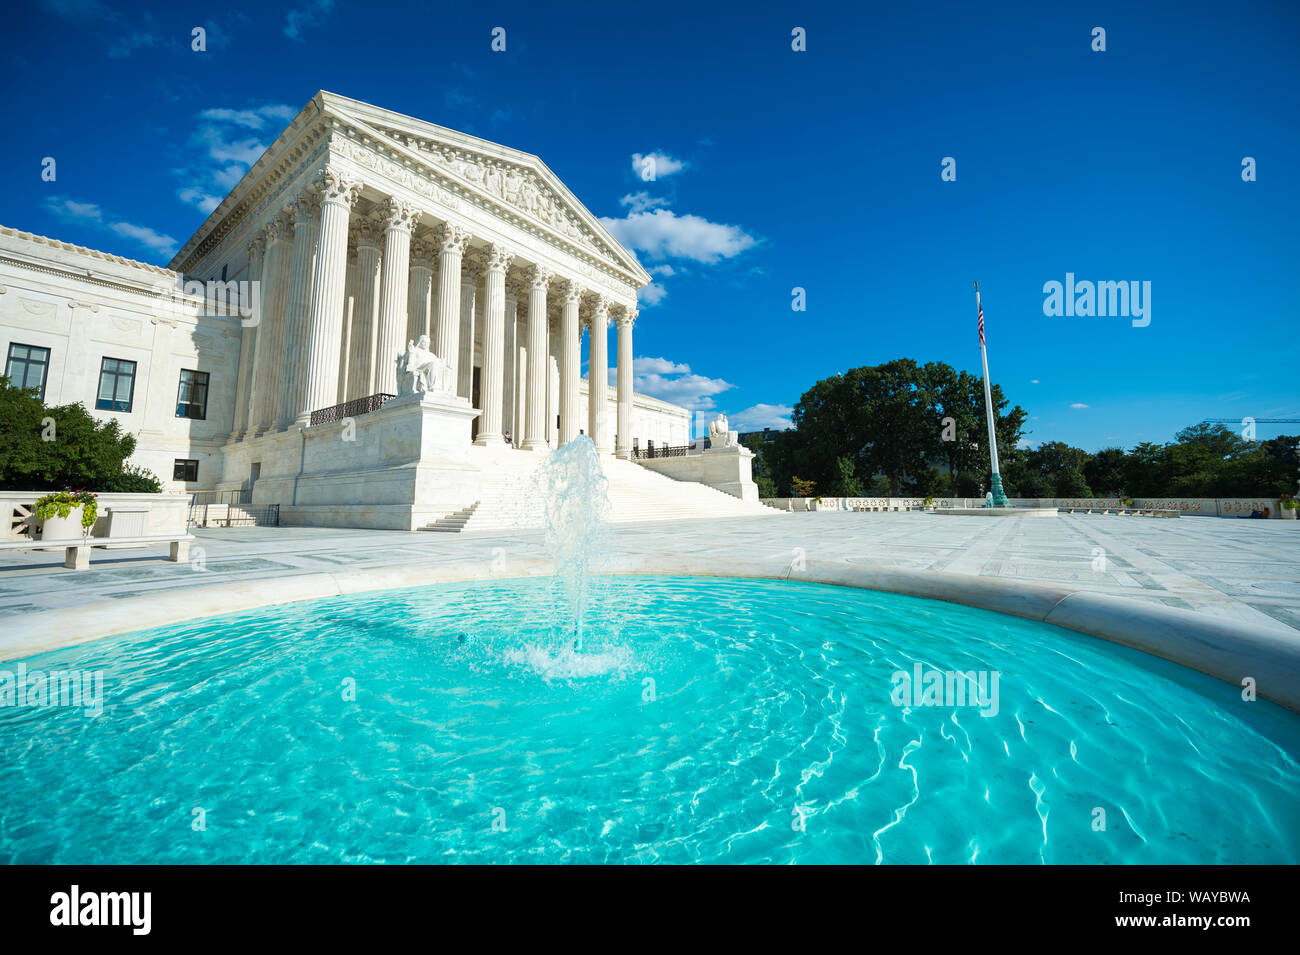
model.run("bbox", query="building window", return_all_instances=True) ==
[4,343,51,399]
[173,459,199,482]
[176,369,210,420]
[96,357,137,412]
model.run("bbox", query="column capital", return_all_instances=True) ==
[381,196,421,232]
[247,227,268,258]
[267,211,295,244]
[410,237,438,267]
[436,221,472,254]
[289,194,320,224]
[615,304,638,328]
[486,243,515,274]
[463,252,487,283]
[355,217,384,248]
[525,264,554,290]
[314,165,362,206]
[560,278,585,305]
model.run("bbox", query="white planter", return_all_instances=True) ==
[40,504,90,540]
[1280,505,1297,521]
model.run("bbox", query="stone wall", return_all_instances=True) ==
[1,491,191,541]
[759,496,1295,518]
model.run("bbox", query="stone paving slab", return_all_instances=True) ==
[1,512,1297,638]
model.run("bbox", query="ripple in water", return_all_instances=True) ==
[2,576,1298,864]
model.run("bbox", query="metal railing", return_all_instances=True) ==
[189,489,251,505]
[632,444,695,460]
[309,392,395,426]
[188,503,280,528]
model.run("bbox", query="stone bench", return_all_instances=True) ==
[0,533,195,570]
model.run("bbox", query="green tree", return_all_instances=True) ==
[0,376,140,490]
[829,455,864,496]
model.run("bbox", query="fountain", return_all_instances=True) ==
[532,435,611,652]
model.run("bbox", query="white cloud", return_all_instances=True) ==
[630,151,687,180]
[619,191,671,214]
[1017,438,1035,449]
[44,195,178,259]
[109,222,180,257]
[729,404,793,432]
[638,282,668,306]
[44,197,104,222]
[600,209,757,264]
[606,357,733,412]
[649,264,676,278]
[635,357,691,376]
[285,0,335,40]
[175,105,294,214]
[1030,379,1040,384]
[197,105,296,130]
[1070,402,1089,409]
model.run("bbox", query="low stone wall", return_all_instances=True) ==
[1,491,191,541]
[635,447,759,502]
[761,496,1295,518]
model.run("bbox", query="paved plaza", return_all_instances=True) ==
[3,512,1298,639]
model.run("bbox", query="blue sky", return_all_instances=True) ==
[2,0,1297,449]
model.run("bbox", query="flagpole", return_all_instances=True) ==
[976,281,1009,507]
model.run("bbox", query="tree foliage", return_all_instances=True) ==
[0,376,143,491]
[740,363,1297,500]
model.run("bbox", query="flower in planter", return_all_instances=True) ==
[33,489,99,530]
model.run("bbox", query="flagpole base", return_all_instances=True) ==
[989,473,1011,508]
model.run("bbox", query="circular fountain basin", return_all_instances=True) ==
[2,575,1296,864]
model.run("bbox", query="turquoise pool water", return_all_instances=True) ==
[2,575,1297,864]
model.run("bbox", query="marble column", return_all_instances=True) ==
[559,280,583,446]
[298,166,360,424]
[474,244,514,445]
[246,212,292,436]
[230,228,265,441]
[502,280,519,445]
[547,318,560,448]
[433,223,471,382]
[458,256,483,401]
[374,197,421,396]
[275,194,320,430]
[615,305,636,458]
[408,238,435,345]
[347,221,383,401]
[587,295,611,453]
[522,265,552,451]
[337,245,357,404]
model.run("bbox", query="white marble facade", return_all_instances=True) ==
[0,92,691,501]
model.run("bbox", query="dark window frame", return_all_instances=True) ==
[176,368,210,420]
[173,459,199,482]
[95,357,137,413]
[4,342,51,399]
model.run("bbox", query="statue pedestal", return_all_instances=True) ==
[252,392,483,530]
[637,444,760,503]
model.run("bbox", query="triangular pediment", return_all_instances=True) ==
[319,92,648,284]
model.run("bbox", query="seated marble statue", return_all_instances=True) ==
[708,412,739,449]
[395,335,453,397]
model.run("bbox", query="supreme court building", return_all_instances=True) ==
[0,92,720,529]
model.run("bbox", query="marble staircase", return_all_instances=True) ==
[418,445,777,533]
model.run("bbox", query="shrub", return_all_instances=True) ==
[0,376,138,491]
[101,464,164,493]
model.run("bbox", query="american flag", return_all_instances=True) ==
[977,289,985,346]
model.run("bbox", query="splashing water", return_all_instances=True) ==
[532,435,611,654]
